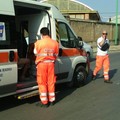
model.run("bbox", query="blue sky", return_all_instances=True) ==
[77,0,120,22]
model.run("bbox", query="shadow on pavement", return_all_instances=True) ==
[0,69,96,111]
[109,69,117,80]
[0,94,39,112]
[55,84,77,104]
[0,84,77,111]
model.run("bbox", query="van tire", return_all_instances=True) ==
[72,65,87,88]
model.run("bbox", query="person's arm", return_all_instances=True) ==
[33,42,37,55]
[34,48,37,55]
[99,38,105,47]
[97,37,105,48]
[54,42,59,59]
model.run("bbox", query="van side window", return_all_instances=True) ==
[58,22,76,48]
[0,15,17,49]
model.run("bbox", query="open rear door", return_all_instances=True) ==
[0,0,18,98]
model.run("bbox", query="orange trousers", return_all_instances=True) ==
[37,62,56,104]
[93,54,110,80]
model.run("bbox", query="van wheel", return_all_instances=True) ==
[73,66,87,88]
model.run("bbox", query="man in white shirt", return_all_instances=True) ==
[92,30,112,83]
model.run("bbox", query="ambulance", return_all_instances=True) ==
[0,0,90,99]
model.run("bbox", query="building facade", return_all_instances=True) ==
[40,0,101,21]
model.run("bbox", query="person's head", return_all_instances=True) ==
[102,30,108,39]
[40,27,49,36]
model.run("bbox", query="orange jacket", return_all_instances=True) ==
[34,36,59,64]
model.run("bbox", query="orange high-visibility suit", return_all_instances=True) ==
[34,36,59,105]
[93,55,110,80]
[93,33,110,81]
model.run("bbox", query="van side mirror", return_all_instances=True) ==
[77,36,83,48]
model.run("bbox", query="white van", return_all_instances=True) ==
[0,0,89,99]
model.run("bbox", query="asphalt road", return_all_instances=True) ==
[0,52,120,120]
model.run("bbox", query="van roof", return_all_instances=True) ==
[0,0,15,16]
[14,0,51,10]
[0,0,67,22]
[0,0,68,24]
[14,0,67,22]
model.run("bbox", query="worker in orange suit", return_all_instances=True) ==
[92,30,112,83]
[34,27,59,107]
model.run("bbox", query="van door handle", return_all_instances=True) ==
[9,51,15,62]
[59,48,62,56]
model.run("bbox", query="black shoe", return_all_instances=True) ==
[104,80,113,84]
[49,102,55,106]
[92,73,96,80]
[36,103,48,108]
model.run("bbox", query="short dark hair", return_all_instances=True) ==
[40,27,49,36]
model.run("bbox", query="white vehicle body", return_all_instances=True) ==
[0,0,89,99]
[83,41,93,60]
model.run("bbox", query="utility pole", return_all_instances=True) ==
[115,0,118,45]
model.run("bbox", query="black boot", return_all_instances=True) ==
[92,73,96,80]
[104,80,113,84]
